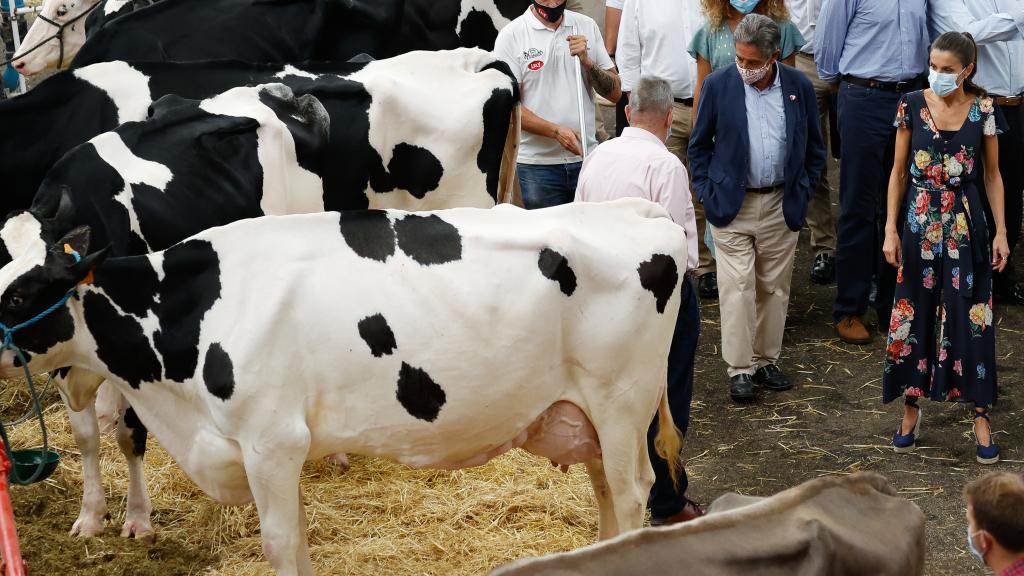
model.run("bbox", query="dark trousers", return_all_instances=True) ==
[833,81,902,323]
[981,103,1024,289]
[647,276,697,519]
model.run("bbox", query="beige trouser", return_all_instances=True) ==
[666,101,716,276]
[711,191,799,377]
[795,52,836,258]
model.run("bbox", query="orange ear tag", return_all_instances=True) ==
[63,243,94,285]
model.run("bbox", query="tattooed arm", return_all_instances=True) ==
[567,34,622,103]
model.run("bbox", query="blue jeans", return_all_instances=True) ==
[516,162,581,209]
[647,276,697,519]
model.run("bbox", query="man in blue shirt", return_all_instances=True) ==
[689,14,825,403]
[930,0,1024,304]
[815,0,929,344]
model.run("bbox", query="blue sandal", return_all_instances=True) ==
[892,402,922,453]
[974,409,1000,465]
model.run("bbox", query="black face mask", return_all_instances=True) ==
[532,0,567,23]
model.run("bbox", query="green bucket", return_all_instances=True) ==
[9,449,60,483]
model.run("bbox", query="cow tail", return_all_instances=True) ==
[653,386,684,487]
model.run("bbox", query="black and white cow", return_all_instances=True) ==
[0,50,518,217]
[0,48,516,540]
[0,198,686,574]
[11,0,531,75]
[12,81,330,539]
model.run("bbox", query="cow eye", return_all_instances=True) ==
[56,5,69,16]
[6,295,23,310]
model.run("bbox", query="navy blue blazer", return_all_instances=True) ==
[688,63,826,231]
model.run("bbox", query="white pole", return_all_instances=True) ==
[569,24,588,159]
[6,3,36,93]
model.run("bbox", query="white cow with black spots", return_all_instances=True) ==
[0,198,685,575]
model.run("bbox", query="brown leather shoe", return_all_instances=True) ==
[836,315,872,345]
[650,500,706,526]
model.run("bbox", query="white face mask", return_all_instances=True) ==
[737,59,773,85]
[967,527,987,565]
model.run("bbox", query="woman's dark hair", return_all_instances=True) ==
[932,31,986,96]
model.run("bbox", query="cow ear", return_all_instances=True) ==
[56,225,91,257]
[72,246,109,282]
[53,186,76,229]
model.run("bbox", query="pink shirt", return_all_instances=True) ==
[575,127,700,273]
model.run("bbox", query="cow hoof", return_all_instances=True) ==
[323,453,350,474]
[70,515,106,538]
[121,519,156,543]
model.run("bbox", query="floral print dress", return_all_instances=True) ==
[882,91,1006,407]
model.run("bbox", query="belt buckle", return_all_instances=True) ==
[895,81,909,92]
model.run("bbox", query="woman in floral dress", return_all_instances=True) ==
[881,32,1010,464]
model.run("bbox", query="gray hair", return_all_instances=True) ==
[628,76,673,118]
[734,13,781,59]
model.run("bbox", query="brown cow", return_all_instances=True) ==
[492,472,925,576]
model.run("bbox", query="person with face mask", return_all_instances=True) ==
[930,0,1024,307]
[882,31,1009,463]
[686,0,805,301]
[815,0,929,346]
[493,0,621,210]
[688,14,826,403]
[575,75,704,526]
[963,472,1024,575]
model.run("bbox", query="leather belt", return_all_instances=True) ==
[842,74,919,93]
[992,94,1023,107]
[674,97,694,106]
[747,185,782,194]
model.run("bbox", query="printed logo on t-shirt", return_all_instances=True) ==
[522,47,544,60]
[527,60,544,71]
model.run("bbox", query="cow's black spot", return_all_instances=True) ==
[93,256,159,317]
[0,72,119,218]
[339,210,395,262]
[538,248,577,296]
[154,240,221,382]
[457,9,501,51]
[386,143,444,200]
[203,343,235,401]
[83,292,162,388]
[122,407,148,458]
[394,214,462,265]
[358,313,397,357]
[396,362,446,422]
[637,254,679,314]
[477,86,515,201]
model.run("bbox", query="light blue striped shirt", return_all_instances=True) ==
[814,0,929,83]
[929,0,1024,97]
[745,65,786,189]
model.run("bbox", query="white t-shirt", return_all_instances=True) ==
[606,0,624,9]
[494,8,614,165]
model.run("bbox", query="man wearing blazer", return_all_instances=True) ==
[689,13,826,403]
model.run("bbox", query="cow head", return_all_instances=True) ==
[11,0,101,75]
[0,214,106,378]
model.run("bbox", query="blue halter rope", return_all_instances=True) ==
[0,248,83,484]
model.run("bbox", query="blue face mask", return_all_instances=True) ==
[730,0,761,14]
[929,68,965,97]
[967,527,986,565]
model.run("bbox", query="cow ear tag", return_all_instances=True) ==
[64,243,94,285]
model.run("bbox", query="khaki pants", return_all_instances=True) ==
[666,101,715,276]
[711,191,798,377]
[795,52,836,258]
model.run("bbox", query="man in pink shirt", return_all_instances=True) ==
[576,75,703,526]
